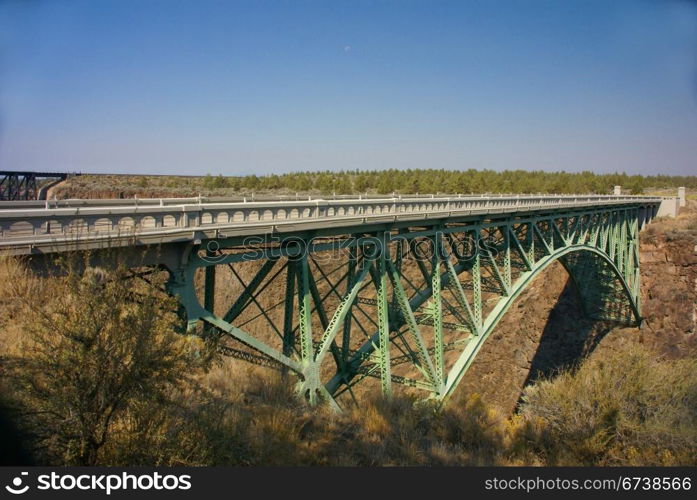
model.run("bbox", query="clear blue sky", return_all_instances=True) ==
[0,0,696,176]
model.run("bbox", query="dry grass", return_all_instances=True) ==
[1,252,695,466]
[517,346,697,465]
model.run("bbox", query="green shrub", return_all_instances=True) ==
[1,256,212,465]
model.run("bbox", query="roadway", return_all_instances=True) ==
[0,194,669,256]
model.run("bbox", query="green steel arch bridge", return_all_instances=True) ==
[0,193,679,409]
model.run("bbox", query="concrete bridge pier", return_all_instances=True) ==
[657,197,680,218]
[615,185,681,219]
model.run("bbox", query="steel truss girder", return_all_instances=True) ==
[166,204,645,408]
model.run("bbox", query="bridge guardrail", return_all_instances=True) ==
[0,192,662,210]
[0,195,664,253]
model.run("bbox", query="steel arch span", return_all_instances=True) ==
[163,202,649,410]
[440,245,639,400]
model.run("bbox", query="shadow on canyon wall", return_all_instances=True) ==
[516,278,616,409]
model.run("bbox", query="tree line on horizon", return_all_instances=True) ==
[202,168,697,195]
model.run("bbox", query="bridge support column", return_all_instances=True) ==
[296,253,319,404]
[471,230,483,330]
[204,251,216,313]
[282,261,296,360]
[376,234,392,398]
[431,233,444,387]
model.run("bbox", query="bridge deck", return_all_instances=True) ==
[0,194,665,255]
